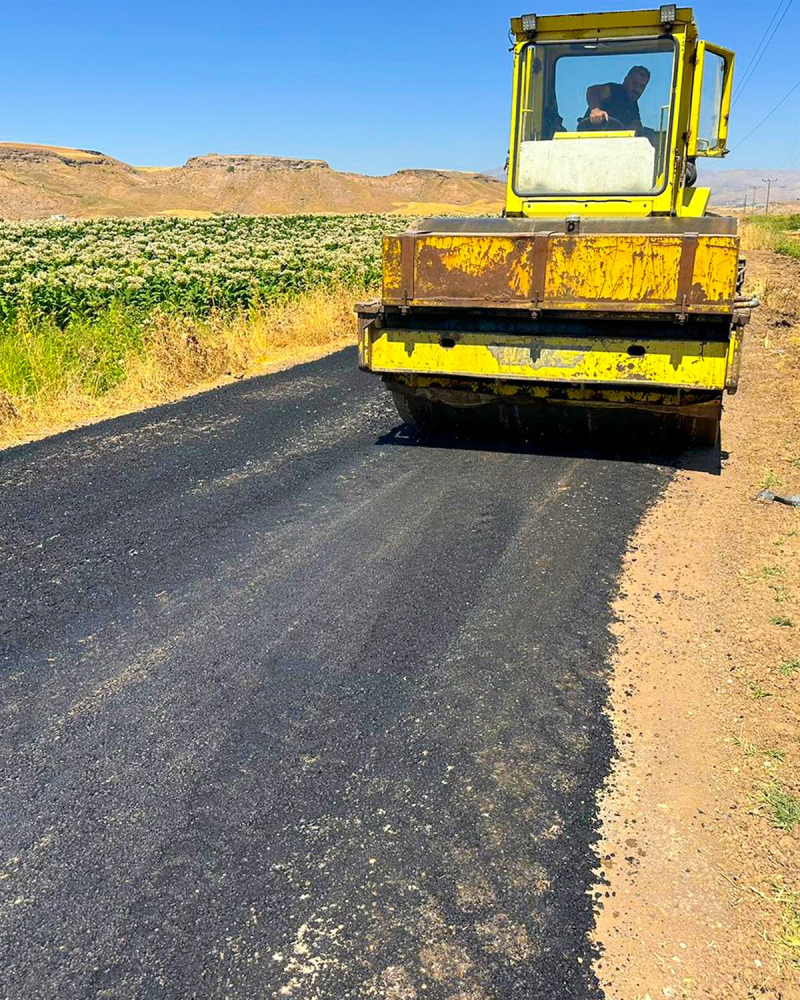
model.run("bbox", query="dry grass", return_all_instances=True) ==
[775,885,800,972]
[741,215,800,262]
[741,238,800,324]
[0,142,105,161]
[741,219,780,253]
[153,208,214,218]
[0,285,365,450]
[389,198,503,216]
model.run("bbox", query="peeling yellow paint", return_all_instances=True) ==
[369,329,730,390]
[420,236,515,276]
[692,237,739,302]
[547,236,683,302]
[382,232,739,311]
[416,236,533,300]
[382,236,403,296]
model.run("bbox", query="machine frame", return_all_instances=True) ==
[357,6,752,446]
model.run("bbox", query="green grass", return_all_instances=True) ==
[0,283,366,448]
[747,214,800,261]
[758,470,785,492]
[733,734,786,760]
[748,682,772,700]
[771,615,796,627]
[734,735,760,757]
[779,658,800,677]
[0,307,147,400]
[740,565,792,604]
[742,563,789,586]
[762,783,800,831]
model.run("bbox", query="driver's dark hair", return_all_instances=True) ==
[627,65,651,79]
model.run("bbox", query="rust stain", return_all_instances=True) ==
[382,231,739,312]
[382,236,403,296]
[414,236,533,302]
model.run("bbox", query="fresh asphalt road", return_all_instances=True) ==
[1,347,668,1000]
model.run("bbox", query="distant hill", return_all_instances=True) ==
[697,168,800,208]
[3,144,796,219]
[0,144,505,219]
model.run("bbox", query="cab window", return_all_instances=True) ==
[513,37,677,197]
[697,51,726,152]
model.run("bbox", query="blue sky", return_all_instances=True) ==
[1,0,797,175]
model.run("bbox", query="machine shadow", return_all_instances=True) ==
[375,421,724,475]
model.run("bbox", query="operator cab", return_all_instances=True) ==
[507,6,733,217]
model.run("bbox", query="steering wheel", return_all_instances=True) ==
[576,116,626,132]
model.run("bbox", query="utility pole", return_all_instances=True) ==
[762,177,778,214]
[743,188,748,214]
[750,186,758,214]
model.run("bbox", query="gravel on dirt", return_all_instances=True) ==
[594,248,800,1000]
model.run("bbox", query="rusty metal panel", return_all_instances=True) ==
[530,231,551,306]
[382,230,739,315]
[413,235,535,304]
[400,234,416,304]
[382,236,403,300]
[408,216,737,236]
[676,232,699,312]
[690,237,739,303]
[545,235,683,303]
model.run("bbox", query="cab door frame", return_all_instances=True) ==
[688,41,735,157]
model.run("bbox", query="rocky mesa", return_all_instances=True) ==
[0,144,505,219]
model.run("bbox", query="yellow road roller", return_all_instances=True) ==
[357,6,757,445]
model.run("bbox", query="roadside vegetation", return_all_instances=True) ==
[741,213,800,260]
[0,214,397,446]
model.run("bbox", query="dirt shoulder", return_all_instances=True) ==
[595,249,800,999]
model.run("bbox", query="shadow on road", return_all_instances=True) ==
[376,422,724,475]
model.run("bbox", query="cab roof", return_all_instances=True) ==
[510,7,695,42]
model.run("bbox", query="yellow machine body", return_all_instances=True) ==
[381,231,738,316]
[358,7,751,444]
[364,330,738,392]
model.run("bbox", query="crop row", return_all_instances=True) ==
[0,214,401,324]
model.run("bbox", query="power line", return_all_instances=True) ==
[781,131,800,170]
[732,0,794,106]
[733,0,783,84]
[730,77,800,150]
[733,0,793,105]
[732,0,785,101]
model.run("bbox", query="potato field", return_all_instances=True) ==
[0,214,403,440]
[0,214,397,324]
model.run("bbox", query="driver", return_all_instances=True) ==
[583,65,650,131]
